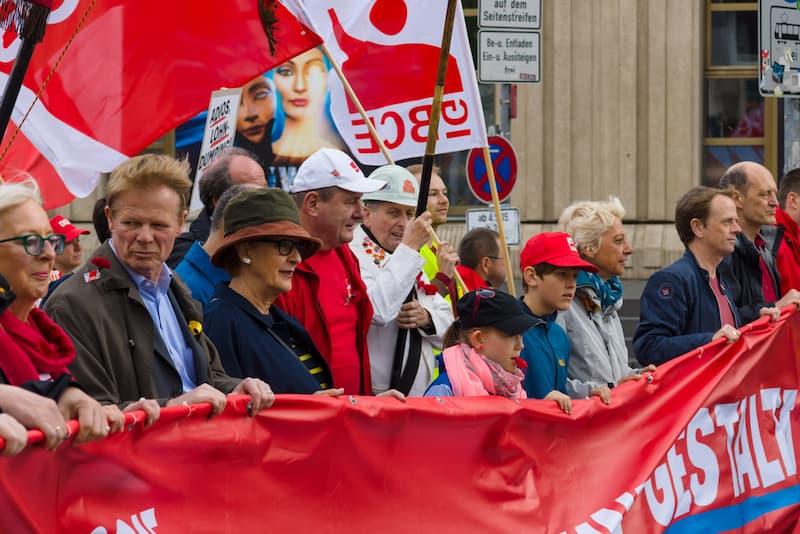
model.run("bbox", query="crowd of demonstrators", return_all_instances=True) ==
[775,168,800,292]
[406,164,460,304]
[275,148,387,396]
[456,228,506,291]
[204,188,340,396]
[557,198,654,389]
[8,147,800,457]
[44,155,274,417]
[424,289,533,399]
[517,233,610,414]
[175,184,260,306]
[351,165,453,396]
[166,147,267,268]
[718,162,800,323]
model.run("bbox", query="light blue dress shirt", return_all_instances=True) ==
[110,240,197,393]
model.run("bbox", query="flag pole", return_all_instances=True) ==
[320,42,468,295]
[415,0,458,218]
[0,0,53,139]
[482,146,515,296]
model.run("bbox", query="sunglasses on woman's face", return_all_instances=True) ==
[0,233,65,256]
[260,238,311,258]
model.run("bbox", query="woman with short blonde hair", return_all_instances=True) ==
[556,197,655,388]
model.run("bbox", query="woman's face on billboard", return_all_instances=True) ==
[237,75,275,144]
[274,48,328,121]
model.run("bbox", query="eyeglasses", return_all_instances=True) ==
[261,238,311,257]
[0,233,65,256]
[471,288,496,320]
[487,256,502,261]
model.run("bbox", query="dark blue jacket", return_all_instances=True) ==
[519,299,571,399]
[204,284,331,394]
[634,250,740,366]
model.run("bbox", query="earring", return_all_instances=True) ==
[242,257,252,265]
[478,344,484,351]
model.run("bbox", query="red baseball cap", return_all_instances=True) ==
[49,215,90,242]
[520,232,598,273]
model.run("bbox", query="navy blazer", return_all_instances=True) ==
[634,250,740,366]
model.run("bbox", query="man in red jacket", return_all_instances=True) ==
[776,168,800,293]
[276,148,401,396]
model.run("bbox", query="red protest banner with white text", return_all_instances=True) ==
[0,0,321,209]
[304,0,489,165]
[1,312,799,533]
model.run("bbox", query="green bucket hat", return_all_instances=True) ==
[210,188,321,267]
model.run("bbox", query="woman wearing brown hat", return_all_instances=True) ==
[204,188,342,394]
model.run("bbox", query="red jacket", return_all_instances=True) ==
[776,208,800,294]
[274,245,373,395]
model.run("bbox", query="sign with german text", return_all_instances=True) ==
[479,0,541,30]
[478,30,540,83]
[189,88,242,212]
[466,207,520,245]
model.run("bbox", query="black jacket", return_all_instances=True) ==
[723,226,783,324]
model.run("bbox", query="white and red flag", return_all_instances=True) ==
[304,0,489,165]
[0,0,322,209]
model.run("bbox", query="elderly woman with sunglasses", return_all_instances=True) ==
[0,180,148,449]
[204,188,343,395]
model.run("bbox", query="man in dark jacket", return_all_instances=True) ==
[634,187,776,366]
[45,154,274,414]
[719,161,800,323]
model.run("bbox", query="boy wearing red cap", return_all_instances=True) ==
[519,232,611,414]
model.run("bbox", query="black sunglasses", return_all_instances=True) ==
[260,238,312,257]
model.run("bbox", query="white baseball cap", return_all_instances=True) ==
[362,165,419,207]
[290,148,387,194]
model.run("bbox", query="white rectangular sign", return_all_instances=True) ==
[479,0,541,30]
[189,88,242,212]
[478,31,540,83]
[466,207,521,246]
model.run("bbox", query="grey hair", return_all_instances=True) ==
[558,196,625,255]
[0,177,43,215]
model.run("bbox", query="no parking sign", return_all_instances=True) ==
[465,136,518,204]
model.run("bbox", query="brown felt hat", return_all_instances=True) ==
[210,188,321,267]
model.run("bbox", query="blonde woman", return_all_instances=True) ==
[557,197,655,388]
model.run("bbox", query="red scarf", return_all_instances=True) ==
[0,308,74,385]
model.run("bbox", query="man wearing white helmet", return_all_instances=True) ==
[350,165,454,396]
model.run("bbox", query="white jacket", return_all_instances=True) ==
[349,225,453,396]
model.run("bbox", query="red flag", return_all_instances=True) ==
[0,0,322,209]
[304,0,489,165]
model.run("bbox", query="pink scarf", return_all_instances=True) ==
[442,343,526,399]
[0,309,74,385]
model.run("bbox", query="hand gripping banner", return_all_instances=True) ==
[0,311,799,533]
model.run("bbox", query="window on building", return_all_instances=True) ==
[703,1,776,187]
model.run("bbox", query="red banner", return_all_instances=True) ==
[1,311,800,533]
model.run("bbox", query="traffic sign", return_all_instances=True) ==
[478,30,540,83]
[758,0,800,97]
[466,135,518,204]
[478,0,541,30]
[466,207,521,246]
